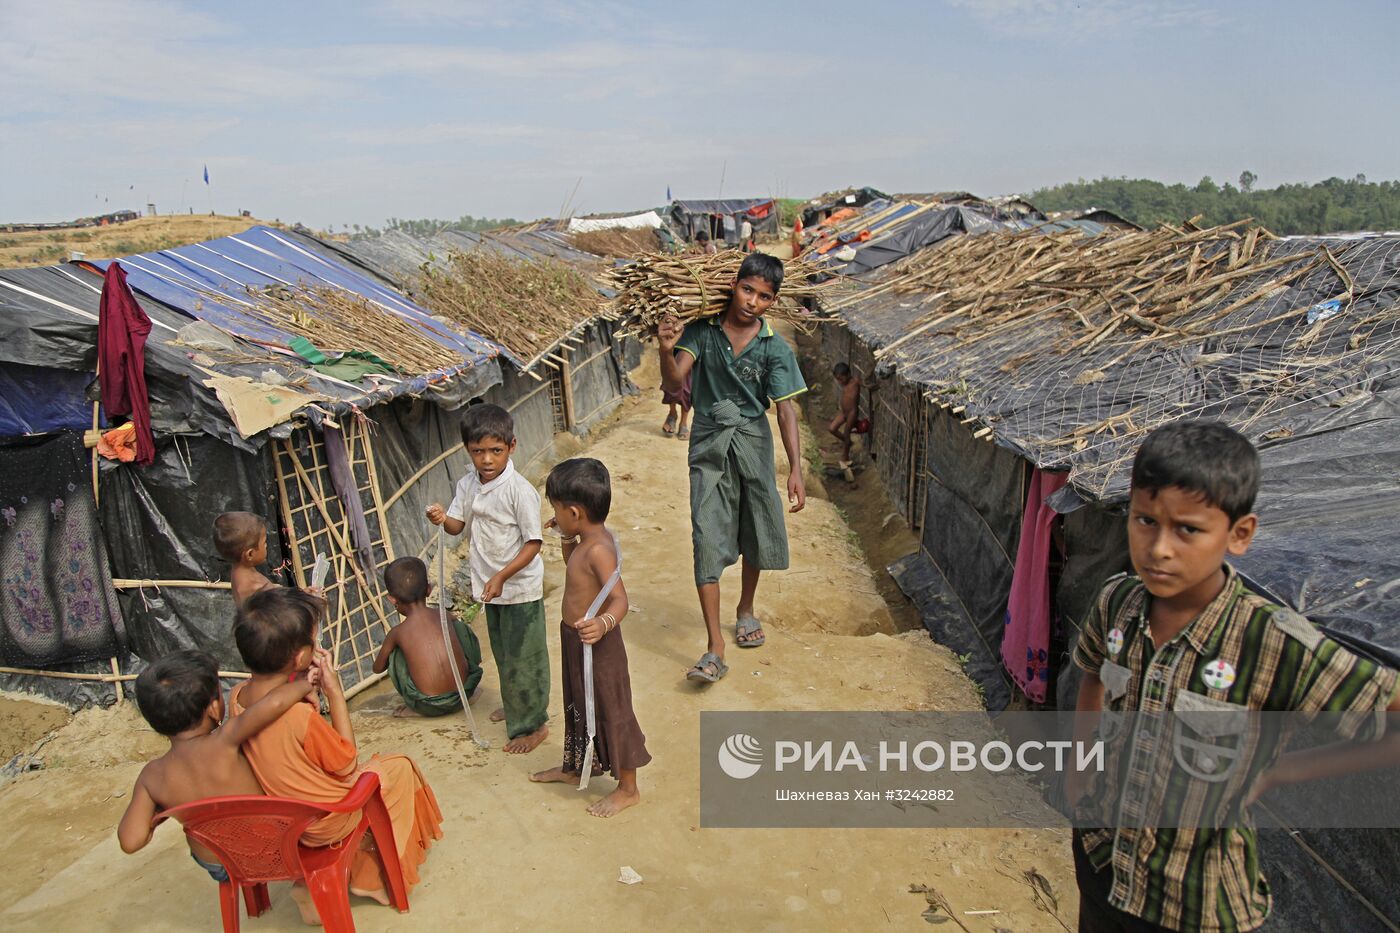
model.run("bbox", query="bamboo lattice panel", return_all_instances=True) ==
[273,417,396,691]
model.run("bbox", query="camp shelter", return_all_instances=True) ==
[801,196,1013,276]
[799,186,891,228]
[0,225,521,705]
[668,198,779,245]
[819,224,1400,928]
[304,227,643,480]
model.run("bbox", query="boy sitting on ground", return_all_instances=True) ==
[372,556,485,718]
[530,458,650,817]
[1066,420,1400,932]
[118,649,317,882]
[426,404,550,754]
[215,511,276,605]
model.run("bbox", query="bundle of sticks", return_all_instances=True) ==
[414,249,606,363]
[606,250,838,337]
[208,282,465,374]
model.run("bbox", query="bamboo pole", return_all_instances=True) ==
[111,579,232,590]
[383,443,464,511]
[558,358,577,429]
[0,665,250,682]
[358,418,397,563]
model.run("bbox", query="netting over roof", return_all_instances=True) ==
[833,223,1400,502]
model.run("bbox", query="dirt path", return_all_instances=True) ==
[0,358,1075,931]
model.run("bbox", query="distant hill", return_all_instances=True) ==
[0,214,268,269]
[1029,175,1400,235]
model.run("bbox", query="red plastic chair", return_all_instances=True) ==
[155,772,409,933]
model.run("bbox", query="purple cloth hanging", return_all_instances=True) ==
[321,425,375,575]
[1001,468,1068,703]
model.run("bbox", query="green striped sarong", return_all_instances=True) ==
[688,406,790,586]
[387,616,484,716]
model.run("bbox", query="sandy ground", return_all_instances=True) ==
[0,354,1076,931]
[0,214,265,268]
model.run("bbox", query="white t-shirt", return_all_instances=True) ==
[740,219,753,240]
[445,459,544,605]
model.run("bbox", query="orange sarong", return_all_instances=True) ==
[230,685,443,894]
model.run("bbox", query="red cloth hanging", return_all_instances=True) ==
[97,261,155,465]
[1001,468,1069,703]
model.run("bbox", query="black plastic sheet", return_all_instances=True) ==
[99,434,284,670]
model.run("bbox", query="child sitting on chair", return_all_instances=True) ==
[231,587,443,919]
[118,649,317,882]
[372,556,485,718]
[529,458,650,817]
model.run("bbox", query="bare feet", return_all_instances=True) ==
[349,886,391,907]
[392,705,421,718]
[587,786,640,818]
[504,724,548,754]
[489,707,505,722]
[289,884,322,926]
[529,762,604,783]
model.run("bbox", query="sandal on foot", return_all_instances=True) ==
[677,426,690,440]
[736,614,766,648]
[686,652,728,683]
[662,413,677,434]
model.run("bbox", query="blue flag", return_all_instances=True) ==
[203,165,209,185]
[666,185,672,201]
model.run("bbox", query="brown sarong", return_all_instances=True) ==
[558,620,651,778]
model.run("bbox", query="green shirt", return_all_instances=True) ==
[1073,565,1399,932]
[676,314,807,422]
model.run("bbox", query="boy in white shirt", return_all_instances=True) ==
[427,404,549,754]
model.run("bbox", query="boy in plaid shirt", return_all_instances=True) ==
[1067,421,1400,932]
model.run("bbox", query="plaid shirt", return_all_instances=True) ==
[1073,565,1398,932]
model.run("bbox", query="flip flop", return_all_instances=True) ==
[677,426,690,440]
[686,652,728,683]
[736,614,766,648]
[662,412,677,435]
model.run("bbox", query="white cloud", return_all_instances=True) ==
[947,0,1227,37]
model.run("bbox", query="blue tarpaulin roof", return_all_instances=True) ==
[89,225,501,363]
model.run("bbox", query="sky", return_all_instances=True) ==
[2,0,1398,229]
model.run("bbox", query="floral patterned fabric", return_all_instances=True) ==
[0,433,126,667]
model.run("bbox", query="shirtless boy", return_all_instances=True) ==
[827,362,863,471]
[118,649,316,880]
[530,458,650,817]
[372,556,485,718]
[215,511,276,605]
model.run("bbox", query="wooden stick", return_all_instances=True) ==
[559,358,577,429]
[384,443,465,511]
[110,657,124,704]
[0,665,250,682]
[111,579,232,590]
[357,418,397,563]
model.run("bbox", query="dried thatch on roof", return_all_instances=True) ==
[414,249,607,365]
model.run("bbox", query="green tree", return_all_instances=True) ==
[1239,170,1257,193]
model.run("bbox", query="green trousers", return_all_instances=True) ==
[484,599,550,739]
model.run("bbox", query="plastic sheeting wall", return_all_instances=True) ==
[567,322,639,431]
[100,435,285,672]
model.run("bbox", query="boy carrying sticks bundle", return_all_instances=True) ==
[657,252,808,684]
